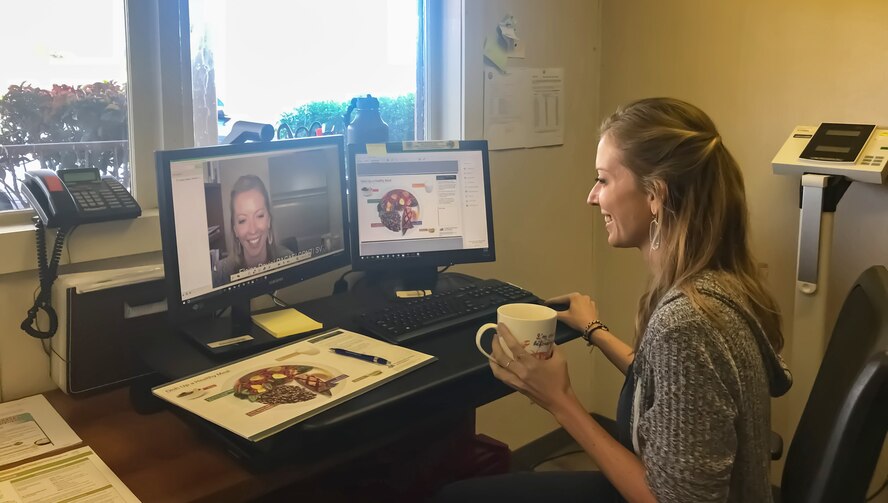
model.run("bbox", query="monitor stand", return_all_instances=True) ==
[178,298,283,357]
[363,266,440,294]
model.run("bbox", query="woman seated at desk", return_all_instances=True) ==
[437,98,792,502]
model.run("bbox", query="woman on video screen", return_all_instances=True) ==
[212,175,292,287]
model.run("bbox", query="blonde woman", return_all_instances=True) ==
[212,175,292,287]
[436,98,791,502]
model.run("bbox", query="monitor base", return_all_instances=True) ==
[178,300,285,357]
[362,266,440,293]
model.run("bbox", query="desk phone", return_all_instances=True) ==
[23,168,141,228]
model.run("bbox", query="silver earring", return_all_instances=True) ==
[649,214,661,251]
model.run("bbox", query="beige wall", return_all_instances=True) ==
[457,0,602,448]
[599,0,888,494]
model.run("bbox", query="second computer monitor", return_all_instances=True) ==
[348,140,495,288]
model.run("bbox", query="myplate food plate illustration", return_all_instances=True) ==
[231,363,347,408]
[377,189,420,236]
[152,329,436,441]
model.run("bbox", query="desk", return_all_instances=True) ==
[43,388,485,502]
[61,274,578,501]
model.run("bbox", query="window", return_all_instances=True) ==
[0,0,456,274]
[0,0,130,213]
[188,0,423,147]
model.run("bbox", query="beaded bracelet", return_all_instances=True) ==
[582,319,610,346]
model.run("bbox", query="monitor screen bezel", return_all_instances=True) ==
[156,135,351,323]
[347,140,496,272]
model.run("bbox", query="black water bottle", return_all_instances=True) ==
[344,94,389,145]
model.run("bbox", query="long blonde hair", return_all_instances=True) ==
[601,98,783,352]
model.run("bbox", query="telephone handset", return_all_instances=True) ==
[22,168,141,228]
[20,168,141,339]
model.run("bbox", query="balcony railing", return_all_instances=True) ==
[0,140,130,211]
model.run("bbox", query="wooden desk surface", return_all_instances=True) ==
[44,388,321,502]
[43,387,480,502]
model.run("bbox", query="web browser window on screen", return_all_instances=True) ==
[353,150,490,258]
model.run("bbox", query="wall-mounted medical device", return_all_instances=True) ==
[772,123,887,294]
[773,123,888,183]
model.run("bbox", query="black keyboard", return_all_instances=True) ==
[357,279,540,344]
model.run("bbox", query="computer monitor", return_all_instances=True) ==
[156,135,350,354]
[347,140,495,290]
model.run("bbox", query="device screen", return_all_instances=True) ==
[352,149,490,260]
[169,144,346,303]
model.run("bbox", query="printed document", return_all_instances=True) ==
[483,67,565,150]
[0,446,140,502]
[153,329,436,441]
[0,395,81,468]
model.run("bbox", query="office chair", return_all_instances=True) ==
[775,265,888,503]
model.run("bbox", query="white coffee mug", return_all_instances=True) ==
[475,303,556,361]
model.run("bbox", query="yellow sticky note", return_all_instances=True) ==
[366,143,388,156]
[483,35,508,72]
[252,309,323,339]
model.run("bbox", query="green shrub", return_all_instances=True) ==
[279,93,415,141]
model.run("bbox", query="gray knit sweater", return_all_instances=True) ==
[630,272,792,502]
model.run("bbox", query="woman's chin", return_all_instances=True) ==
[243,249,268,266]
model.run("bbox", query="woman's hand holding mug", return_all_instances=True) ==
[475,303,557,363]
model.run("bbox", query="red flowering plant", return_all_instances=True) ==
[0,81,128,194]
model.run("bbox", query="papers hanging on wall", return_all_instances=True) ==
[483,67,564,150]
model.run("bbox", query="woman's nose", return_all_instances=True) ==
[587,185,599,206]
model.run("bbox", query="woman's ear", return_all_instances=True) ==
[648,180,666,216]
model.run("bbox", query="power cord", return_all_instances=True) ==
[333,269,356,295]
[269,292,290,308]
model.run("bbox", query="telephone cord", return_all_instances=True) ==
[21,220,70,339]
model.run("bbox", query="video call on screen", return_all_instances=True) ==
[170,145,345,302]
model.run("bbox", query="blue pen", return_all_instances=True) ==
[330,348,392,367]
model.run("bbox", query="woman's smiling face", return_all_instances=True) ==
[232,188,270,266]
[587,134,656,251]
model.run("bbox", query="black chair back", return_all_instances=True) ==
[781,265,888,503]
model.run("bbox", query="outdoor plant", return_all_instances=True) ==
[0,81,128,206]
[279,93,415,141]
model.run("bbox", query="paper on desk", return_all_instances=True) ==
[152,329,436,442]
[0,394,81,468]
[0,446,140,502]
[252,308,323,338]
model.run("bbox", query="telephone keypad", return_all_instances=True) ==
[69,178,141,217]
